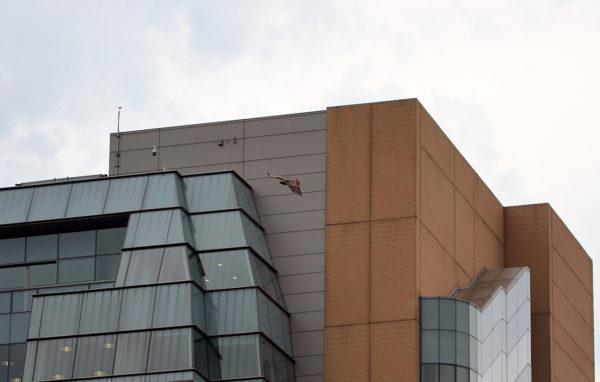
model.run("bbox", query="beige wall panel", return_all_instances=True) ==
[420,150,454,256]
[174,162,245,175]
[326,104,371,224]
[113,149,160,174]
[531,314,552,382]
[370,320,419,382]
[111,130,159,151]
[419,104,454,179]
[455,192,475,278]
[159,141,243,168]
[552,285,594,358]
[552,249,593,326]
[295,355,324,377]
[273,253,324,276]
[247,172,325,197]
[325,223,370,326]
[244,111,326,138]
[551,210,593,292]
[255,192,325,216]
[370,218,417,322]
[267,229,324,258]
[261,210,325,234]
[553,341,591,382]
[552,319,595,381]
[244,153,325,179]
[504,204,551,314]
[325,324,370,382]
[285,292,324,314]
[454,150,475,205]
[456,266,472,289]
[473,215,504,273]
[419,224,457,296]
[244,130,326,161]
[474,177,504,241]
[158,122,243,146]
[371,100,417,220]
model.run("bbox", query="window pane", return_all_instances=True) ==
[59,231,96,258]
[184,174,237,213]
[59,258,95,283]
[241,214,271,263]
[29,263,57,287]
[28,297,43,338]
[0,267,25,290]
[148,329,192,371]
[125,249,163,285]
[12,290,35,312]
[206,289,258,335]
[260,336,275,382]
[456,366,469,382]
[34,338,76,380]
[0,188,33,225]
[97,227,126,255]
[73,334,116,378]
[0,315,9,344]
[80,289,121,334]
[421,299,439,330]
[232,175,259,222]
[95,254,120,281]
[28,184,71,221]
[114,332,150,374]
[200,250,253,290]
[158,246,189,283]
[0,344,7,382]
[257,292,291,354]
[191,212,246,251]
[113,251,131,287]
[456,301,469,334]
[40,294,82,337]
[119,287,155,330]
[250,254,285,306]
[131,210,174,247]
[422,364,438,382]
[440,299,456,330]
[440,364,456,382]
[153,284,192,327]
[104,176,148,214]
[439,330,456,364]
[0,293,11,314]
[26,235,58,262]
[143,173,181,209]
[66,180,109,218]
[421,330,438,363]
[9,342,26,381]
[456,332,470,368]
[194,331,209,377]
[213,335,260,380]
[192,285,206,330]
[0,238,25,264]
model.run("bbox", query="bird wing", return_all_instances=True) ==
[267,172,288,182]
[289,184,302,196]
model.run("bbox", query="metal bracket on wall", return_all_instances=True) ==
[218,137,237,146]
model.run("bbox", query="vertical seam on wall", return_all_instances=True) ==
[368,104,373,379]
[242,120,246,178]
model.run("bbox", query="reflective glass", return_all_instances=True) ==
[250,255,284,306]
[124,248,163,285]
[97,227,126,255]
[119,286,155,330]
[232,175,259,222]
[131,210,173,247]
[95,254,120,281]
[184,174,237,213]
[12,315,32,353]
[194,331,209,377]
[12,290,35,312]
[26,235,58,261]
[158,246,190,283]
[59,230,96,258]
[213,335,260,380]
[143,173,181,209]
[29,263,57,286]
[0,315,9,344]
[59,258,95,284]
[440,299,456,330]
[22,342,37,382]
[260,336,275,382]
[421,298,439,330]
[273,343,293,382]
[206,289,258,335]
[33,337,77,381]
[123,214,139,248]
[0,267,25,290]
[456,366,469,382]
[113,331,150,374]
[192,285,206,330]
[439,330,456,364]
[165,209,188,244]
[241,214,271,263]
[28,297,43,338]
[257,292,291,354]
[27,184,71,221]
[153,283,192,327]
[104,176,148,213]
[146,372,197,382]
[40,293,82,337]
[189,252,204,286]
[456,332,470,368]
[421,330,438,363]
[66,180,109,218]
[422,364,438,382]
[0,238,25,264]
[200,250,253,290]
[148,329,192,371]
[191,212,246,251]
[80,289,121,334]
[0,344,7,382]
[456,301,469,334]
[0,293,9,314]
[9,343,26,381]
[73,334,116,378]
[440,365,456,382]
[0,188,33,225]
[113,251,131,287]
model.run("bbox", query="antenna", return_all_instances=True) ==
[115,106,123,175]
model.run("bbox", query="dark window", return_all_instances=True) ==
[0,344,8,382]
[0,315,9,344]
[10,312,29,343]
[29,263,57,287]
[9,343,26,381]
[95,254,120,281]
[58,258,95,284]
[59,231,96,259]
[11,290,36,312]
[0,238,25,265]
[96,227,126,255]
[26,235,58,262]
[0,267,25,290]
[0,293,10,314]
[73,334,116,378]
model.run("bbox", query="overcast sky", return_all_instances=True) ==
[1,0,599,374]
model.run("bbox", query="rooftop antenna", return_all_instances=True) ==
[115,106,123,175]
[152,145,167,171]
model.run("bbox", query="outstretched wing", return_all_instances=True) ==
[267,172,288,182]
[289,183,302,196]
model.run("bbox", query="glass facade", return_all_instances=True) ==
[0,171,294,382]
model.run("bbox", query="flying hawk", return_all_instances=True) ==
[267,173,302,196]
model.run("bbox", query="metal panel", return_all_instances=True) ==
[28,184,71,221]
[244,131,326,161]
[273,253,324,276]
[266,230,325,257]
[160,141,243,169]
[254,192,325,216]
[159,121,243,146]
[261,211,325,234]
[243,154,325,180]
[279,273,324,295]
[290,311,324,333]
[291,331,324,357]
[0,188,33,225]
[244,112,326,138]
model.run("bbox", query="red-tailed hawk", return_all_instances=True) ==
[267,172,302,196]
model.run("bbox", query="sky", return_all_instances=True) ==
[1,0,599,375]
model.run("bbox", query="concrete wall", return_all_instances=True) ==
[109,111,327,382]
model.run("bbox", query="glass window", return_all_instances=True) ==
[422,364,438,382]
[73,334,116,378]
[22,342,37,382]
[158,246,190,283]
[124,249,163,285]
[97,227,126,255]
[33,338,77,381]
[29,263,57,287]
[206,289,258,335]
[0,238,25,264]
[0,266,25,290]
[131,210,174,247]
[12,290,36,312]
[40,294,82,337]
[0,344,8,382]
[95,254,121,281]
[0,188,33,225]
[143,173,181,209]
[456,301,469,334]
[79,289,122,334]
[257,292,291,354]
[66,180,109,218]
[0,293,10,314]
[191,212,246,251]
[123,214,139,248]
[241,214,271,263]
[456,366,469,382]
[421,330,438,363]
[119,287,155,330]
[194,331,209,377]
[59,258,95,284]
[456,332,470,368]
[28,297,43,338]
[192,285,206,330]
[189,253,204,286]
[27,184,71,221]
[440,364,456,382]
[201,250,253,290]
[250,254,285,306]
[59,231,96,258]
[113,331,150,374]
[26,234,58,262]
[260,336,276,382]
[213,335,260,380]
[184,174,237,213]
[232,175,260,222]
[0,315,9,344]
[439,299,456,331]
[165,209,187,244]
[148,329,192,371]
[104,176,148,214]
[421,298,439,330]
[439,330,456,364]
[9,342,26,382]
[153,284,192,327]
